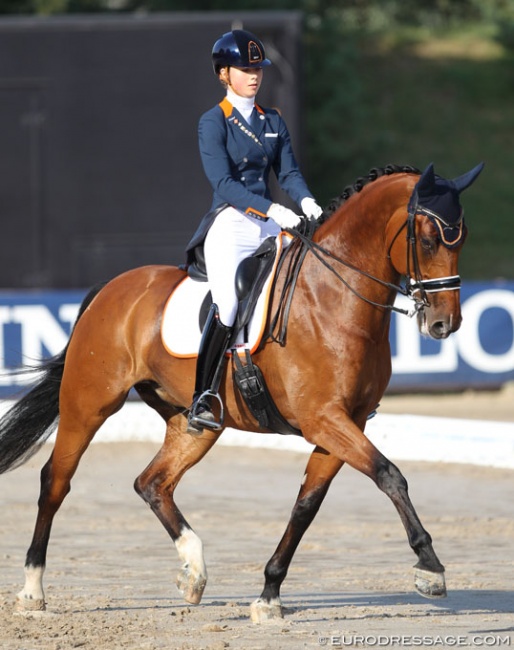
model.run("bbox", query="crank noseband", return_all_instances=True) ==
[409,274,461,296]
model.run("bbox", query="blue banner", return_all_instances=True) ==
[389,280,514,390]
[0,290,84,399]
[0,282,513,397]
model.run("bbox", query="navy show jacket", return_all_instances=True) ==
[186,97,313,260]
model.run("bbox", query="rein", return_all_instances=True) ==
[267,194,462,346]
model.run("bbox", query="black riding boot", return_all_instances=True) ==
[187,304,233,433]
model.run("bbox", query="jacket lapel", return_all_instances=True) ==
[252,104,266,137]
[219,98,265,147]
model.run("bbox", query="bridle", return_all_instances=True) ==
[389,189,464,310]
[268,193,464,345]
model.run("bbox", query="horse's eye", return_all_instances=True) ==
[421,237,436,252]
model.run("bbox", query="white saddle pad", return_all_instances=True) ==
[161,234,292,358]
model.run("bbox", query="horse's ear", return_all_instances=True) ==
[452,162,485,194]
[416,163,436,196]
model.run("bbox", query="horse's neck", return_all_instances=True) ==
[315,178,410,289]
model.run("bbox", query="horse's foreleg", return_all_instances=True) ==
[305,416,446,600]
[134,421,220,605]
[251,447,344,623]
[373,456,446,597]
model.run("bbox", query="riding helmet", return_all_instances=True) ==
[212,29,271,74]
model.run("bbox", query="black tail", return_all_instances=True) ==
[0,283,106,474]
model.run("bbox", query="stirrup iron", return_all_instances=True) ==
[188,390,225,432]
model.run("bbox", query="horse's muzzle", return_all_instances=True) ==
[417,308,462,340]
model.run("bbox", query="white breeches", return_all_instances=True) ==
[203,206,281,326]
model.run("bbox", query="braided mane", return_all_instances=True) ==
[323,164,420,219]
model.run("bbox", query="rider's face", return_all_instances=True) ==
[221,66,263,98]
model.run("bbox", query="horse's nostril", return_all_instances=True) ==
[430,320,449,339]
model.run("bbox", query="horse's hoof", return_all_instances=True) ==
[250,597,284,623]
[176,566,207,605]
[414,568,447,599]
[14,596,46,614]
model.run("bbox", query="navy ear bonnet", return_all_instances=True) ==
[411,162,484,247]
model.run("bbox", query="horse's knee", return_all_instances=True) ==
[375,458,408,496]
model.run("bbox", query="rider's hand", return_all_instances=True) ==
[301,197,323,220]
[267,203,302,229]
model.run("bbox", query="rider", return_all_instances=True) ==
[185,28,323,433]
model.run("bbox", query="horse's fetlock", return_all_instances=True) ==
[264,558,287,585]
[411,530,433,552]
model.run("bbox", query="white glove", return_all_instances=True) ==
[301,197,323,220]
[267,203,302,229]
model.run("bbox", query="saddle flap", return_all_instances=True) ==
[234,237,277,335]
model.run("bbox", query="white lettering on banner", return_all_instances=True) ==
[12,306,70,361]
[0,304,80,387]
[391,296,458,374]
[458,290,514,373]
[59,304,81,330]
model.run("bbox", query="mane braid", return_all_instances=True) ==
[322,164,421,222]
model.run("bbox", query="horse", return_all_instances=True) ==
[0,161,483,622]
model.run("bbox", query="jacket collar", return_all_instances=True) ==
[219,97,266,137]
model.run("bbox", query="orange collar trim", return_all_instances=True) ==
[219,97,233,118]
[219,97,264,118]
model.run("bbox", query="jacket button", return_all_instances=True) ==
[241,176,246,181]
[243,157,248,163]
[258,177,263,182]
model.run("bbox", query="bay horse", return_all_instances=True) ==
[0,162,483,621]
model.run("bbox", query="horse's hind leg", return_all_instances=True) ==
[134,418,220,605]
[251,447,344,623]
[16,388,127,612]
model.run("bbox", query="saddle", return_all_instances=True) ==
[189,236,276,338]
[187,237,302,437]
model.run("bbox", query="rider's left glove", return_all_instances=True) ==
[301,197,324,220]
